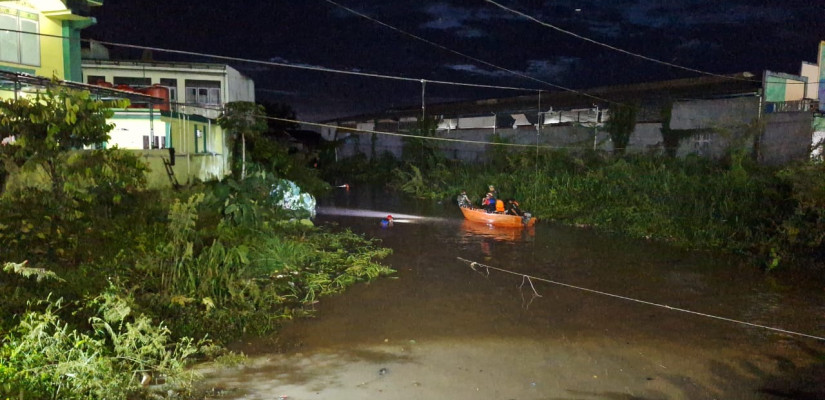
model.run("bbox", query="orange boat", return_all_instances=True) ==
[459,207,536,228]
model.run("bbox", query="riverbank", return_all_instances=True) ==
[200,336,823,400]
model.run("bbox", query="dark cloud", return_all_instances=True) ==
[84,0,824,121]
[420,2,518,35]
[445,57,578,81]
[586,21,622,38]
[624,0,792,28]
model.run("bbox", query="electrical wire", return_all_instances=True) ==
[0,28,543,93]
[0,27,819,87]
[483,0,762,83]
[259,114,589,150]
[457,257,825,342]
[321,0,617,104]
[106,96,618,152]
[99,99,605,151]
[90,39,548,93]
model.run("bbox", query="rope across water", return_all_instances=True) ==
[457,257,825,342]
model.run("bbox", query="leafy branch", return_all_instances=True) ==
[2,260,64,282]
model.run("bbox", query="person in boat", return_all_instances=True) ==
[488,185,499,200]
[495,198,505,213]
[505,198,524,216]
[482,192,497,213]
[456,190,472,208]
[379,215,393,228]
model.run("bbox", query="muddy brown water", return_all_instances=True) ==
[199,187,825,399]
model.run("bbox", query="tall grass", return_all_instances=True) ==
[393,149,817,268]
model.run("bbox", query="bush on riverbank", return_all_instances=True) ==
[391,148,822,269]
[1,164,393,399]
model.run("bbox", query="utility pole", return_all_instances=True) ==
[421,79,426,120]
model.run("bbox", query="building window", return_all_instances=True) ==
[159,78,177,102]
[113,77,151,88]
[143,136,165,150]
[184,80,221,105]
[0,7,40,66]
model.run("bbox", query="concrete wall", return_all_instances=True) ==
[337,123,653,162]
[137,149,229,189]
[801,62,819,100]
[225,65,255,103]
[108,110,169,149]
[670,97,759,130]
[334,123,668,162]
[1,148,230,194]
[330,95,815,166]
[759,112,814,166]
[660,97,760,160]
[106,111,227,158]
[764,71,807,102]
[626,123,665,155]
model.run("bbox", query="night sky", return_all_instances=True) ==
[85,1,825,121]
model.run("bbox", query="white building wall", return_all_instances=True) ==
[356,122,375,132]
[107,112,168,150]
[801,62,819,100]
[511,114,532,128]
[82,61,256,120]
[457,116,495,129]
[225,65,255,103]
[437,118,458,131]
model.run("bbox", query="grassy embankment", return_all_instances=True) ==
[0,166,393,399]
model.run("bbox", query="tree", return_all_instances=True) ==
[259,101,298,138]
[402,117,443,170]
[253,101,299,170]
[218,102,267,180]
[604,103,638,156]
[0,86,124,196]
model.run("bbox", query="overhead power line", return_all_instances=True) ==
[260,115,591,150]
[321,0,617,105]
[89,39,546,93]
[483,0,761,83]
[0,27,545,93]
[0,27,818,90]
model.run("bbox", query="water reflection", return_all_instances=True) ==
[460,220,535,242]
[202,187,825,400]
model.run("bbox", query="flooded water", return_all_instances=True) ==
[200,187,825,399]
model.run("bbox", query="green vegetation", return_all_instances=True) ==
[0,91,394,399]
[0,85,129,197]
[385,135,825,269]
[218,101,268,180]
[604,103,638,155]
